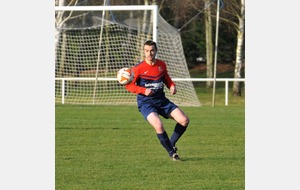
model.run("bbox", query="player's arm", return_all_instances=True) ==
[125,80,154,96]
[125,82,147,95]
[169,85,176,95]
[163,67,177,95]
[125,67,152,96]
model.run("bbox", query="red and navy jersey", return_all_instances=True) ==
[125,59,175,102]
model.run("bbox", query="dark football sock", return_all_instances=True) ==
[170,123,187,147]
[157,131,175,156]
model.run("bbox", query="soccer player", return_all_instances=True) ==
[125,40,190,161]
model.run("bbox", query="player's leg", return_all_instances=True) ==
[147,112,176,157]
[147,112,165,133]
[169,107,190,147]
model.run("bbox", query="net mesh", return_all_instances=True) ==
[55,8,201,106]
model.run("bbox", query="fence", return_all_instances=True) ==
[55,78,245,106]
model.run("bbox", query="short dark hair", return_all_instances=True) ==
[144,40,157,50]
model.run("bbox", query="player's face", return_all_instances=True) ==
[144,45,156,62]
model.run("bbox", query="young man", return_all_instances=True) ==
[125,40,190,161]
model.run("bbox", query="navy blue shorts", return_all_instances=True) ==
[138,98,178,120]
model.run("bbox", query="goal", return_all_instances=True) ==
[55,5,201,106]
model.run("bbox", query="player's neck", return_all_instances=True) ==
[145,59,156,66]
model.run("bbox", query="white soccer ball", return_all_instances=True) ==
[117,68,134,85]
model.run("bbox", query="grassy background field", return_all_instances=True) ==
[56,93,245,189]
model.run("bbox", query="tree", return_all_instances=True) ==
[204,0,214,88]
[232,0,245,96]
[219,0,245,96]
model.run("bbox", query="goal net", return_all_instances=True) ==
[55,6,201,106]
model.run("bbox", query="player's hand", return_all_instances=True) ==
[170,86,177,95]
[145,88,154,96]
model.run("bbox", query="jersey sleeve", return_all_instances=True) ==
[163,64,175,89]
[125,66,147,95]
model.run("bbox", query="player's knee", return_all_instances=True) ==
[184,116,190,127]
[154,125,165,133]
[180,115,189,127]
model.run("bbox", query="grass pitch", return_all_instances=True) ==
[56,104,244,189]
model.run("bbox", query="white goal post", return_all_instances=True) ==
[55,5,201,106]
